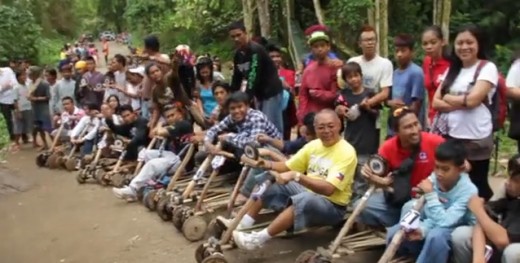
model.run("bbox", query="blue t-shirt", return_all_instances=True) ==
[303,52,338,67]
[200,86,217,117]
[388,63,425,135]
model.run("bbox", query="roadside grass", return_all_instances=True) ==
[0,116,9,161]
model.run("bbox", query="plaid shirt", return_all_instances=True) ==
[204,109,281,148]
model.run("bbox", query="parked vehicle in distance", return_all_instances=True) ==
[99,31,116,41]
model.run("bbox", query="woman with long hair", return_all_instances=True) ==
[195,57,218,118]
[421,25,451,125]
[432,24,498,200]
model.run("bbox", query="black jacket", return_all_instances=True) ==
[230,42,283,100]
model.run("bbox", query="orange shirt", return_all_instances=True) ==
[103,42,109,55]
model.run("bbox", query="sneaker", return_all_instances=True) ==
[112,186,137,202]
[232,231,263,250]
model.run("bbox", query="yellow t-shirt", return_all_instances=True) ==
[285,139,357,206]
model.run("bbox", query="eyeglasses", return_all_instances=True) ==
[393,106,409,117]
[361,38,377,43]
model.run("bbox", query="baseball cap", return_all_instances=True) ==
[128,66,145,77]
[307,31,330,45]
[75,60,87,70]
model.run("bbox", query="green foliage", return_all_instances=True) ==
[0,5,42,63]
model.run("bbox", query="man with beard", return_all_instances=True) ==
[355,107,444,227]
[228,20,285,134]
[75,56,105,107]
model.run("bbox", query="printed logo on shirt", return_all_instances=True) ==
[363,76,375,89]
[307,155,332,178]
[236,62,251,73]
[130,127,137,137]
[418,152,428,163]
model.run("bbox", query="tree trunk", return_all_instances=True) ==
[256,0,271,38]
[374,0,381,54]
[242,0,255,37]
[312,0,325,25]
[433,0,451,42]
[379,0,388,57]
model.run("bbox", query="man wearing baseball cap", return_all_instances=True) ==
[297,25,340,124]
[125,66,145,114]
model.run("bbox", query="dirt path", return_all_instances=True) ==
[0,42,508,263]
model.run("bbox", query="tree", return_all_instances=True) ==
[242,0,255,36]
[0,6,41,63]
[257,0,271,38]
[433,0,451,42]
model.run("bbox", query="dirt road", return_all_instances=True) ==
[0,42,508,263]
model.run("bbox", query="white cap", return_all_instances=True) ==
[128,66,145,77]
[175,44,190,52]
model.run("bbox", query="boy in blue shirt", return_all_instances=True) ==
[387,34,425,137]
[385,139,477,263]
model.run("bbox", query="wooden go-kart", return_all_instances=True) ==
[295,155,391,263]
[194,143,273,263]
[170,147,257,242]
[142,143,196,211]
[35,121,65,168]
[76,132,110,184]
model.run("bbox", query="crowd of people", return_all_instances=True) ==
[0,20,519,263]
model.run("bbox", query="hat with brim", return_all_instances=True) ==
[128,66,145,77]
[308,31,330,45]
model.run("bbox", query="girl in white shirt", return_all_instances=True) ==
[432,24,498,200]
[505,57,520,152]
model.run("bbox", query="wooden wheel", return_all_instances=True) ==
[65,157,78,171]
[201,253,228,263]
[143,189,158,211]
[156,195,172,221]
[295,250,320,263]
[182,215,208,242]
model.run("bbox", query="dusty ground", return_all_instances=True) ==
[0,42,508,263]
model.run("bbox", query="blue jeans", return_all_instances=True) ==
[81,139,95,157]
[258,92,284,135]
[262,181,345,232]
[355,191,401,227]
[386,224,452,263]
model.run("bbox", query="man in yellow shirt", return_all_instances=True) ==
[232,109,357,250]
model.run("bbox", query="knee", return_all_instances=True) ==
[297,192,322,212]
[451,226,473,248]
[502,244,520,263]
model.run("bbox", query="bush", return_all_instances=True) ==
[0,5,42,64]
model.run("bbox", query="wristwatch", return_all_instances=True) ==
[294,172,302,182]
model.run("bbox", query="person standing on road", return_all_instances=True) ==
[0,63,17,143]
[28,66,52,150]
[76,56,105,108]
[52,64,77,115]
[347,25,393,140]
[228,20,285,134]
[102,38,109,66]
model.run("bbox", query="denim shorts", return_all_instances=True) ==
[262,181,346,232]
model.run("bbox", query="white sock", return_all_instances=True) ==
[256,228,272,243]
[239,214,255,228]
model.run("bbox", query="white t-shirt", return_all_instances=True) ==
[506,59,520,88]
[126,83,142,111]
[441,61,498,139]
[347,55,393,92]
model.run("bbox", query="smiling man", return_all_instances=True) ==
[355,107,444,228]
[231,109,357,250]
[203,91,282,154]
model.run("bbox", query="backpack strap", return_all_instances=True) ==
[471,60,492,106]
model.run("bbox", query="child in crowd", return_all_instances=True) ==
[387,34,425,136]
[335,62,379,199]
[452,154,520,263]
[11,70,32,152]
[385,140,477,263]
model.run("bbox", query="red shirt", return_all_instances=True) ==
[278,67,295,90]
[422,56,450,122]
[297,62,338,123]
[379,132,444,188]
